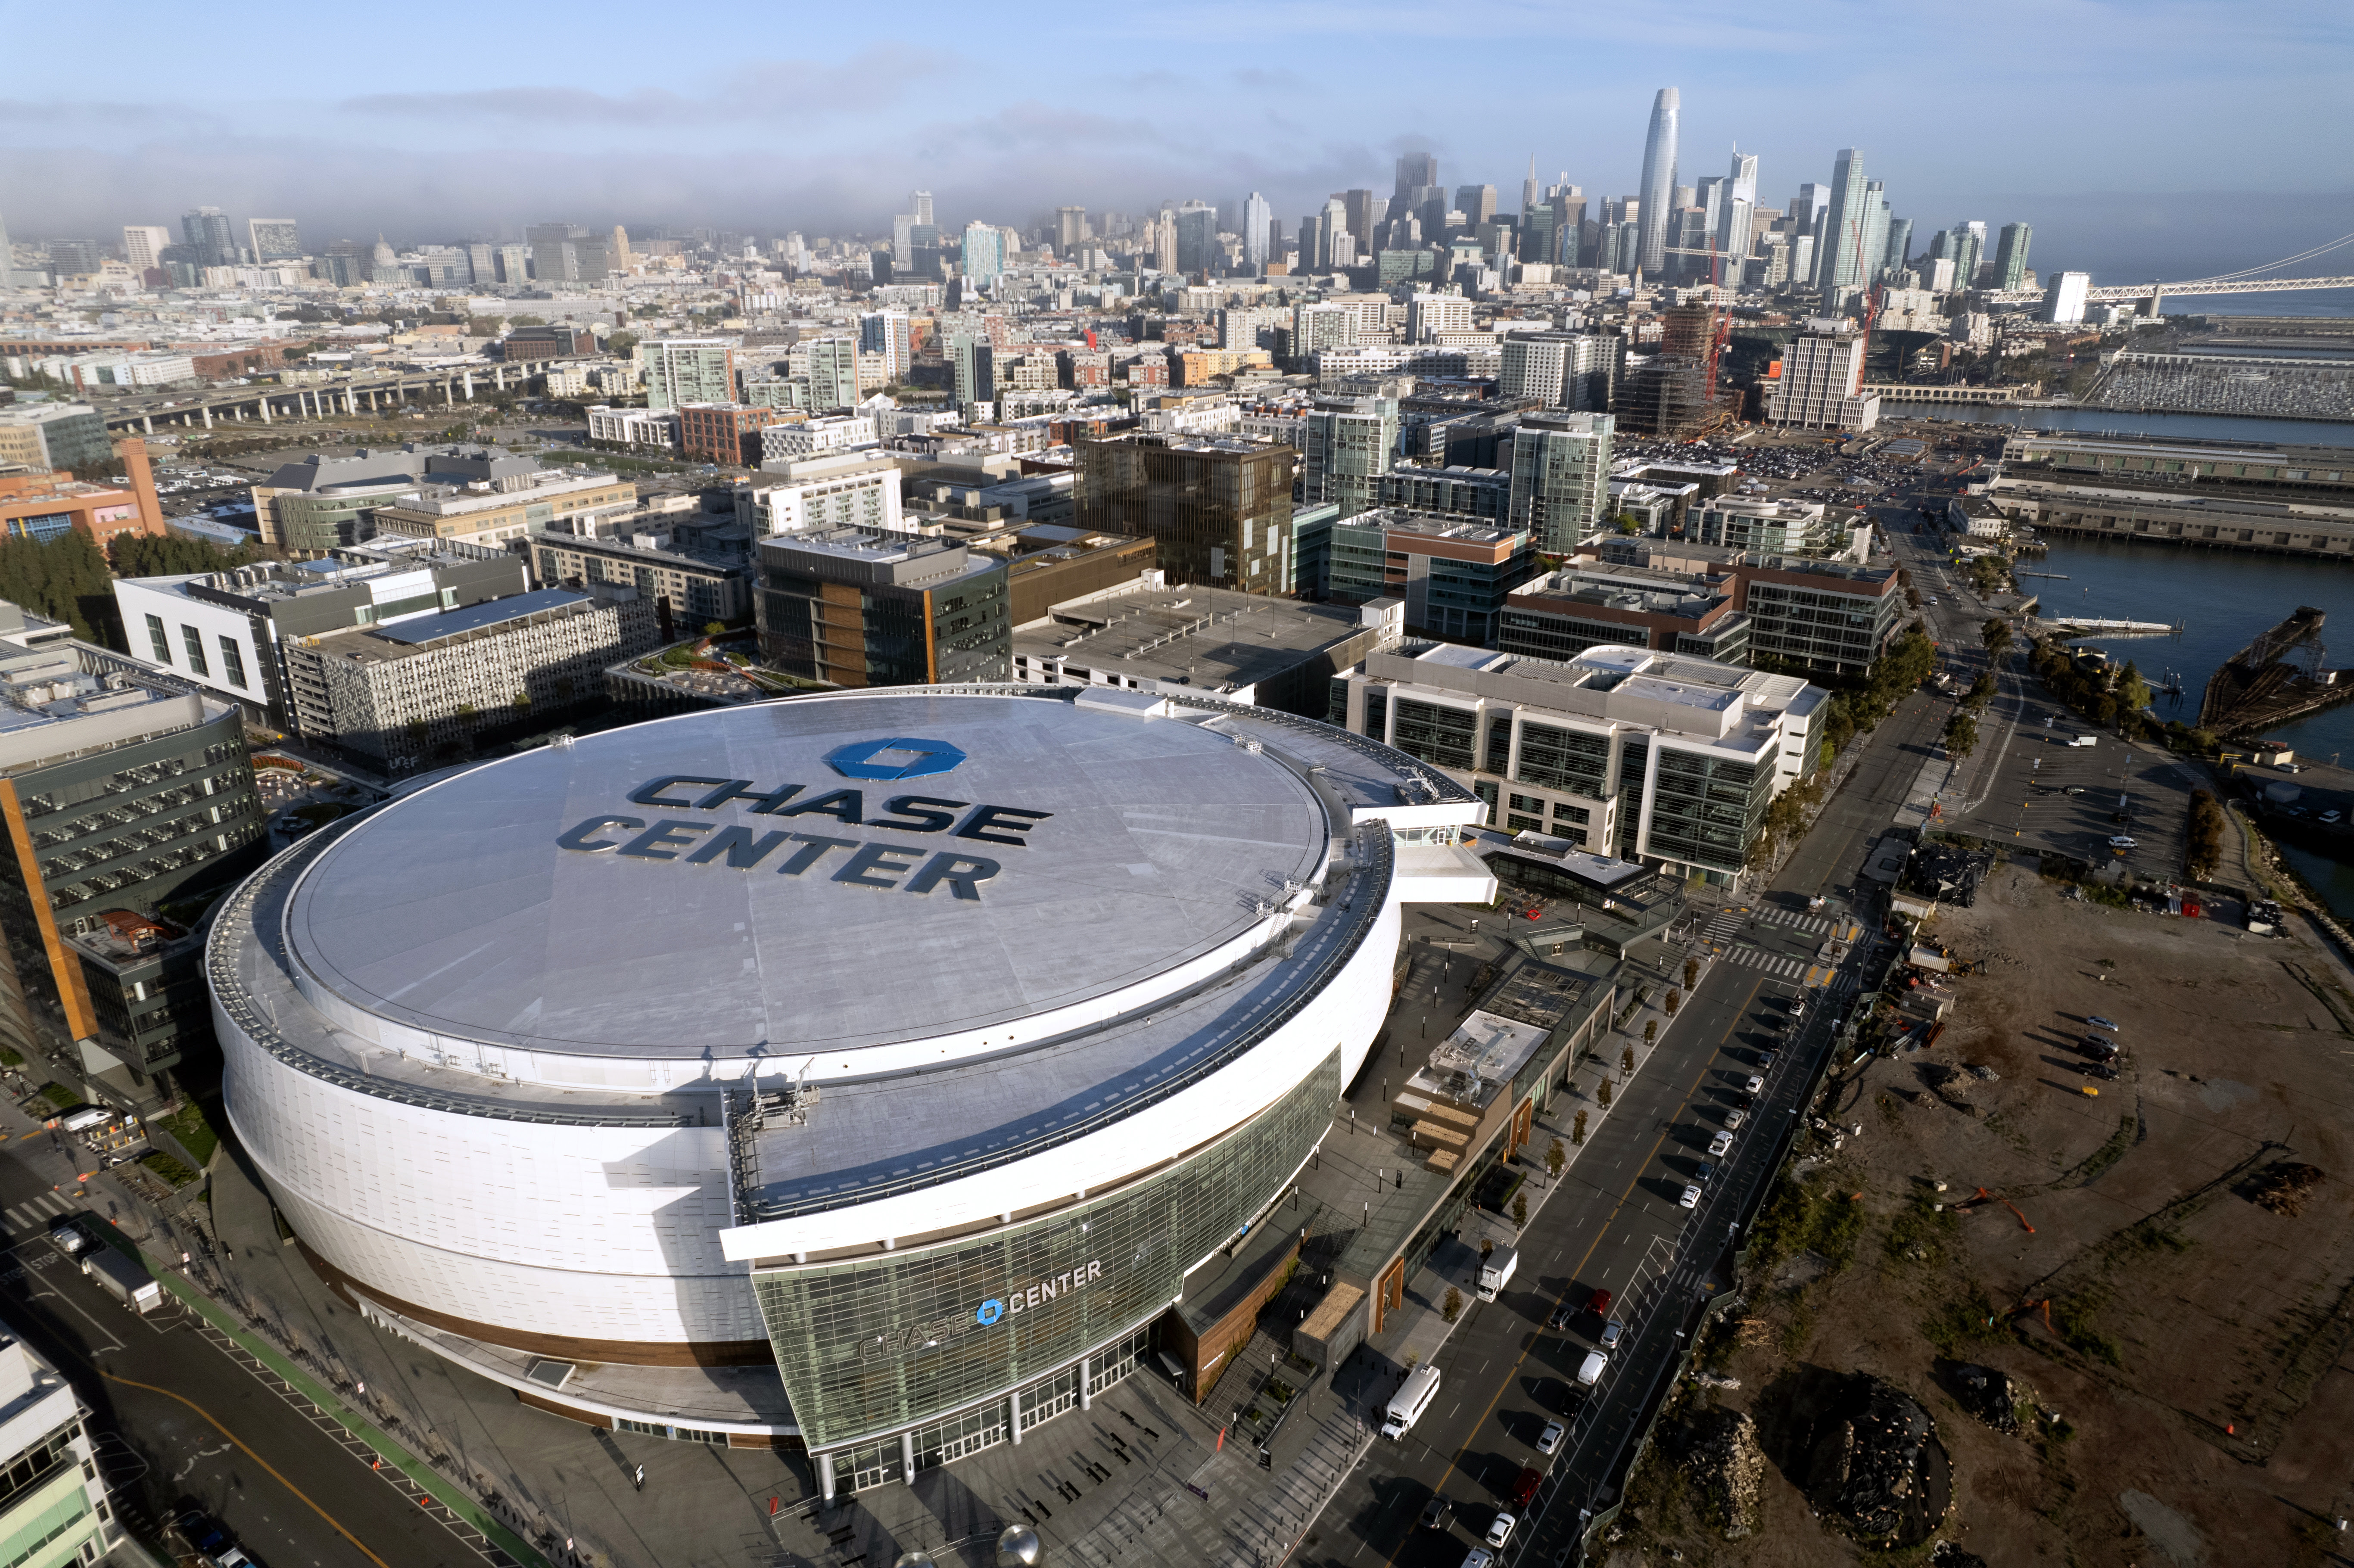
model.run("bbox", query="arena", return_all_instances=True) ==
[211,685,1491,1484]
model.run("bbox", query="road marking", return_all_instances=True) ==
[97,1371,396,1568]
[1373,974,1765,1568]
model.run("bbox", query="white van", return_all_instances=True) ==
[1578,1350,1608,1388]
[1383,1363,1442,1439]
[2067,736,2097,748]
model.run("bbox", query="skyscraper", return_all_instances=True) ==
[962,221,1005,284]
[1343,190,1378,248]
[1395,152,1437,201]
[1953,221,1988,290]
[247,218,301,261]
[121,225,172,274]
[909,190,934,226]
[1882,217,1912,279]
[1454,185,1497,227]
[1722,149,1760,259]
[1174,202,1218,275]
[1636,88,1680,278]
[1811,150,1869,292]
[1242,192,1274,268]
[1859,181,1890,290]
[1056,206,1089,253]
[181,207,237,269]
[1993,222,2033,290]
[1522,157,1541,216]
[1791,183,1828,242]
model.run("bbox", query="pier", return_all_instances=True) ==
[2200,605,2354,736]
[2038,616,2183,638]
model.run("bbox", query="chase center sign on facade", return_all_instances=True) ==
[212,688,1490,1488]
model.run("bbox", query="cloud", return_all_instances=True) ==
[340,86,692,123]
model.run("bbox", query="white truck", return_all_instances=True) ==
[1477,1244,1518,1302]
[83,1248,164,1315]
[1383,1363,1442,1440]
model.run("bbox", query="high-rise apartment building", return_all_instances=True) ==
[1636,88,1681,277]
[248,218,301,261]
[1056,207,1089,253]
[1078,433,1297,594]
[962,221,1005,284]
[1498,333,1623,410]
[1174,202,1219,275]
[1242,192,1274,268]
[1811,150,1870,292]
[1765,322,1879,431]
[1506,412,1615,551]
[860,310,913,383]
[1993,222,2033,290]
[121,225,172,274]
[1300,396,1399,521]
[181,206,237,268]
[952,335,996,412]
[2042,271,2091,324]
[638,340,738,412]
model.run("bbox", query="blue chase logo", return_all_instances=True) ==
[826,737,968,781]
[975,1298,1006,1327]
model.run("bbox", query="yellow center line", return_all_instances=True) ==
[98,1369,396,1568]
[1378,977,1763,1565]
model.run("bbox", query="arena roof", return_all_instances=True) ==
[281,691,1331,1060]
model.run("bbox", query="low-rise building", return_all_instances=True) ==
[1013,579,1401,714]
[531,522,754,631]
[0,1317,122,1562]
[281,586,662,770]
[1326,508,1537,648]
[1498,566,1749,666]
[1690,496,1838,555]
[585,404,682,454]
[735,453,904,535]
[761,414,879,463]
[0,403,113,474]
[366,467,633,549]
[755,529,1010,687]
[1329,641,1826,885]
[679,402,797,467]
[0,457,162,549]
[1947,495,2009,538]
[1734,558,1903,680]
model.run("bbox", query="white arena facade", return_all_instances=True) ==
[212,686,1491,1487]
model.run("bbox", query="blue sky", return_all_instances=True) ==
[3,0,2350,283]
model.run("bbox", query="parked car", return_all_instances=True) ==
[1787,996,1808,1018]
[1486,1510,1518,1548]
[1679,1183,1702,1209]
[1756,1048,1778,1070]
[1723,1108,1747,1129]
[1536,1421,1565,1456]
[1421,1495,1456,1531]
[1744,1074,1766,1095]
[1510,1467,1542,1508]
[1693,1161,1718,1185]
[1600,1319,1624,1351]
[2087,1015,2120,1032]
[2322,810,2344,825]
[2108,835,2138,850]
[1461,1551,1495,1568]
[1708,1130,1734,1157]
[1548,1302,1576,1330]
[2082,1063,2119,1081]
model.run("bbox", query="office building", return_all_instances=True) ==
[1406,294,1473,343]
[1376,467,1512,526]
[1506,412,1615,551]
[280,586,660,768]
[1299,396,1399,521]
[1811,149,1869,291]
[181,206,237,268]
[1734,558,1902,678]
[1329,640,1825,883]
[1764,322,1879,431]
[638,340,738,412]
[1636,89,1680,277]
[0,639,264,1104]
[366,467,635,549]
[0,1313,123,1560]
[760,415,878,463]
[756,529,1009,684]
[1174,202,1219,275]
[679,403,796,467]
[114,541,526,728]
[738,454,904,536]
[248,218,301,261]
[121,224,172,274]
[213,686,1487,1473]
[1993,222,2033,291]
[247,445,614,555]
[586,407,681,454]
[0,404,111,475]
[1688,496,1842,555]
[1327,510,1534,647]
[1498,564,1749,666]
[1013,579,1399,712]
[501,323,596,361]
[1078,433,1296,593]
[532,523,754,631]
[0,440,162,548]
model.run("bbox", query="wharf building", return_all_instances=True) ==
[112,542,527,734]
[1327,641,1825,884]
[209,689,1496,1489]
[0,641,262,1107]
[1990,432,2354,558]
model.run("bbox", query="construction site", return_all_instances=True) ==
[2199,604,2354,737]
[1597,861,2354,1568]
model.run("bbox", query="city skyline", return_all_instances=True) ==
[2,0,2349,285]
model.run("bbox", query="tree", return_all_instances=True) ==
[1597,1078,1613,1108]
[2117,661,2151,713]
[1982,617,2012,659]
[1943,710,1979,759]
[1683,957,1698,989]
[1479,1237,1495,1261]
[1547,1138,1565,1178]
[1512,1191,1529,1229]
[1573,1109,1588,1145]
[1442,1287,1462,1323]
[1664,989,1681,1016]
[1644,1018,1659,1046]
[1621,1045,1635,1075]
[607,331,639,357]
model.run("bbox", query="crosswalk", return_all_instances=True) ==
[1717,944,1811,980]
[2,1192,78,1233]
[1701,909,1746,945]
[1753,907,1836,937]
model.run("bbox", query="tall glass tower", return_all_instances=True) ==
[1636,87,1680,279]
[1812,149,1870,292]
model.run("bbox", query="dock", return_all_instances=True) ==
[2201,605,2354,736]
[2038,616,2182,638]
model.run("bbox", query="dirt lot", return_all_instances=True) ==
[1603,862,2354,1568]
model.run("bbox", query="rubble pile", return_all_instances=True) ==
[1681,1407,1767,1539]
[2249,1161,2325,1217]
[1804,1375,1952,1547]
[1944,1362,2026,1433]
